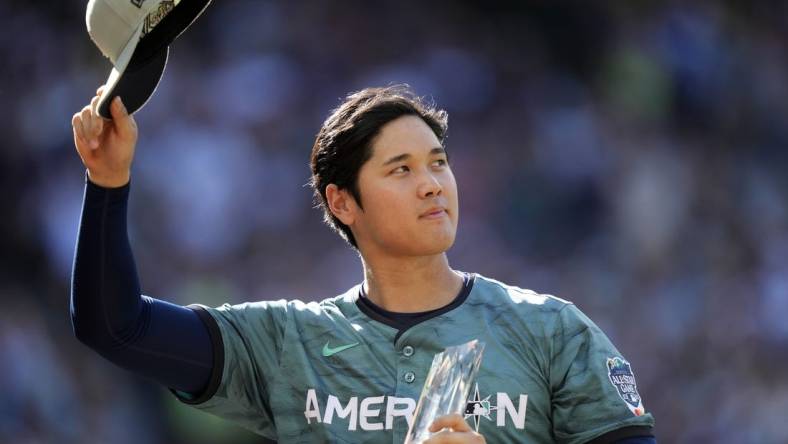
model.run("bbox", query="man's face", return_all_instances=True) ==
[350,115,459,257]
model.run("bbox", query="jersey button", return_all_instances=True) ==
[404,371,416,383]
[402,345,414,357]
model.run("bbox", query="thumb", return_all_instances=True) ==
[109,96,136,137]
[429,414,472,433]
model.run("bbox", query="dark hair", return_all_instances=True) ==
[310,85,449,248]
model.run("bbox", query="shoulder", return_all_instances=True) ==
[471,273,573,314]
[465,273,588,343]
[196,284,361,325]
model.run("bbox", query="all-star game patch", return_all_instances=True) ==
[606,357,645,416]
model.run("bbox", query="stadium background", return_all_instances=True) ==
[1,1,787,443]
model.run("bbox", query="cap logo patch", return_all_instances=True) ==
[142,0,179,35]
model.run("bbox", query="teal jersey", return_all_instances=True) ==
[177,273,654,443]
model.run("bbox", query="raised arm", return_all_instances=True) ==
[70,87,215,395]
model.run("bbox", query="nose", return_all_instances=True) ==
[418,171,443,199]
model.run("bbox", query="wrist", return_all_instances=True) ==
[87,169,130,188]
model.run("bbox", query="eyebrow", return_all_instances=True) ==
[381,147,446,167]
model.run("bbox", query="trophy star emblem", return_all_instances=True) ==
[464,383,497,432]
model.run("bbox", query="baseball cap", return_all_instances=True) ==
[86,0,211,118]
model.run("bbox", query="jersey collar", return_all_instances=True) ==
[355,272,476,338]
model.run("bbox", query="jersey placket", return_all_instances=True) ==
[389,318,456,444]
[391,327,426,444]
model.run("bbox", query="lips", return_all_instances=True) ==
[419,206,447,219]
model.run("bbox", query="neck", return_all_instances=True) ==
[361,253,464,313]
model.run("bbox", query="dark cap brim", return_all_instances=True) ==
[97,47,168,119]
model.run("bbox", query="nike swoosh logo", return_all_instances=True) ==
[322,341,360,357]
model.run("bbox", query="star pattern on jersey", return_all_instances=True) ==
[464,383,498,432]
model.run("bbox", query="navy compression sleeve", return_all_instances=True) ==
[587,426,656,444]
[70,176,215,394]
[614,438,656,444]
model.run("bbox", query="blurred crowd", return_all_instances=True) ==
[1,1,787,443]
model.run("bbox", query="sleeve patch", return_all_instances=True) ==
[606,357,646,416]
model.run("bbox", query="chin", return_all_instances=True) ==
[369,223,457,256]
[407,231,456,256]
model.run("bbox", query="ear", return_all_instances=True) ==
[325,184,358,226]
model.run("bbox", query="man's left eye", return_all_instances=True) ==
[433,159,447,167]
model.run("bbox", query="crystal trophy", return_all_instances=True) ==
[403,339,485,444]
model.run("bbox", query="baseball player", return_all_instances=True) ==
[70,85,657,443]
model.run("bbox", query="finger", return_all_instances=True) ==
[89,95,104,137]
[79,106,99,150]
[72,112,88,152]
[96,84,107,96]
[109,96,136,138]
[423,431,484,444]
[429,414,472,433]
[90,94,100,117]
